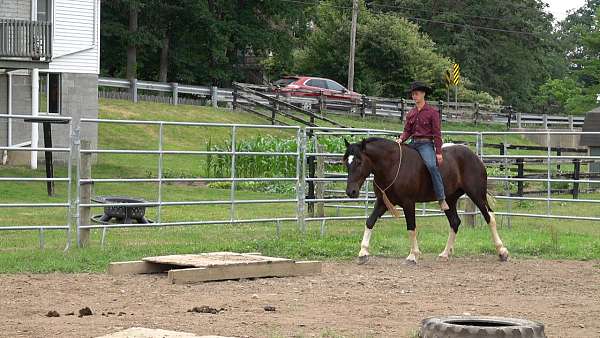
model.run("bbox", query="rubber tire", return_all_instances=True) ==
[420,316,546,338]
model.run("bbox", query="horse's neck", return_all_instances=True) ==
[367,143,418,181]
[366,142,399,180]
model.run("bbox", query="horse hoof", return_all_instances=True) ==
[357,255,369,265]
[498,248,509,262]
[405,258,417,265]
[437,254,450,262]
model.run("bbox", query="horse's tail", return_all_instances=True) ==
[485,191,496,212]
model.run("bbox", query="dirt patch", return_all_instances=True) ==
[1,257,599,337]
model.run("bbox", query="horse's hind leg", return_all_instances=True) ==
[438,195,461,261]
[467,191,509,261]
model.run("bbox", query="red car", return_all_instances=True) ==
[273,76,362,103]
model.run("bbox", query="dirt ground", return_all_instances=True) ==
[1,257,599,338]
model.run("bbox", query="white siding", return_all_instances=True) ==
[49,0,100,74]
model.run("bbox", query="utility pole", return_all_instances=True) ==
[347,0,359,91]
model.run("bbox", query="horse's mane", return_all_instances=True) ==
[362,137,394,145]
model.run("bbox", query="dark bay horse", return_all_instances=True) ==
[343,137,509,264]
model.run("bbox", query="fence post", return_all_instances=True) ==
[270,96,277,125]
[572,159,580,199]
[297,129,307,233]
[319,91,326,115]
[400,98,405,121]
[464,197,477,227]
[360,95,366,118]
[499,142,505,171]
[211,86,218,108]
[568,115,574,130]
[516,158,524,197]
[130,78,138,103]
[473,102,480,125]
[542,114,548,129]
[232,86,238,110]
[371,97,377,116]
[78,140,92,247]
[307,154,315,217]
[170,82,178,105]
[315,143,325,217]
[556,149,561,171]
[517,112,522,128]
[506,106,512,130]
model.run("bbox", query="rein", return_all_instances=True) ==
[372,142,403,218]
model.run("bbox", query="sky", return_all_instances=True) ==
[544,0,587,21]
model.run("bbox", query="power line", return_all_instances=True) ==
[407,16,539,36]
[276,0,542,37]
[367,2,514,23]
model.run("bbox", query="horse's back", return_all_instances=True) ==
[442,143,487,191]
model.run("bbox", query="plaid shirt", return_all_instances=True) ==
[400,103,443,155]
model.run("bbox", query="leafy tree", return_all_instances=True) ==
[367,0,565,111]
[295,1,452,98]
[101,1,308,85]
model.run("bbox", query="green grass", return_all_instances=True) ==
[0,99,598,273]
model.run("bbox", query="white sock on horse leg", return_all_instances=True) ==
[488,213,504,250]
[359,226,372,257]
[440,227,456,258]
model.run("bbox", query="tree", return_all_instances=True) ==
[366,0,565,111]
[534,78,583,114]
[295,1,452,98]
[101,0,309,85]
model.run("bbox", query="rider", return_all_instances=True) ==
[396,81,449,211]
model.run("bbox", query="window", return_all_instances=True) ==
[38,73,60,115]
[48,73,60,115]
[326,80,345,92]
[37,0,50,21]
[305,79,327,89]
[273,78,297,87]
[38,74,48,114]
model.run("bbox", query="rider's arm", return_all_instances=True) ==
[431,107,443,155]
[398,110,414,143]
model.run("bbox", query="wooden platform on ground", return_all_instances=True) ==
[108,252,321,284]
[97,327,235,338]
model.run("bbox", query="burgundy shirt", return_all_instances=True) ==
[400,103,443,155]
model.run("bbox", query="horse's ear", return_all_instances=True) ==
[344,138,350,148]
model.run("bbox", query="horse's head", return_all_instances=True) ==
[343,139,373,198]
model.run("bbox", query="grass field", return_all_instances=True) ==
[0,99,598,273]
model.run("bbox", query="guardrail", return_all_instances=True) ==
[98,77,585,129]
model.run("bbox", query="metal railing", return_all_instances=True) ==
[0,114,73,249]
[0,19,52,59]
[1,118,598,249]
[480,130,600,225]
[75,118,303,246]
[98,77,586,129]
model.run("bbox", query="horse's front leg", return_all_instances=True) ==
[403,204,421,264]
[358,199,387,265]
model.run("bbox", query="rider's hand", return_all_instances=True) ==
[396,137,403,145]
[436,153,443,166]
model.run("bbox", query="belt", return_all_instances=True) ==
[413,137,433,142]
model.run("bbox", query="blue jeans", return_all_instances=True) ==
[409,141,446,201]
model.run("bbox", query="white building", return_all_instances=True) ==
[0,0,99,166]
